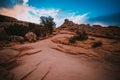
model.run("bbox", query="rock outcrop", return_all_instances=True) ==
[58,19,120,39]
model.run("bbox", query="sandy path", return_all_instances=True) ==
[10,33,112,80]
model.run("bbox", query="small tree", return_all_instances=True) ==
[40,16,56,34]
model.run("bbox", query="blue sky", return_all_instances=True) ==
[27,0,120,17]
[0,0,120,26]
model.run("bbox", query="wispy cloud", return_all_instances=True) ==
[23,0,29,5]
[0,0,88,26]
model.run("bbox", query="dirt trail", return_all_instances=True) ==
[10,33,113,80]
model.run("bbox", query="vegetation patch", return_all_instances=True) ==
[69,30,88,43]
[91,41,103,48]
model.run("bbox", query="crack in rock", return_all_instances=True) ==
[21,67,37,80]
[19,50,42,57]
[11,46,34,52]
[41,67,52,80]
[35,61,42,67]
[20,61,42,80]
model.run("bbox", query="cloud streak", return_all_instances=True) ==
[0,0,88,27]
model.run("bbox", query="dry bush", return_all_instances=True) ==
[4,23,29,36]
[32,27,47,37]
[0,31,11,41]
[69,36,76,43]
[10,36,24,44]
[25,32,37,42]
[90,38,95,40]
[91,41,103,48]
[69,30,88,43]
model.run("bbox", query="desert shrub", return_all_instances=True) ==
[0,29,11,41]
[90,38,95,40]
[25,32,37,42]
[29,22,47,37]
[29,23,35,29]
[69,36,76,43]
[91,41,103,48]
[10,36,24,43]
[69,30,88,43]
[75,30,88,40]
[4,23,29,36]
[32,27,46,37]
[32,27,41,37]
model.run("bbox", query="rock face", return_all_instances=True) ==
[25,32,37,42]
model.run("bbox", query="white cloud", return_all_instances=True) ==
[0,2,88,27]
[23,0,29,5]
[67,13,88,24]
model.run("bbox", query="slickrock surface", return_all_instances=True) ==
[0,31,119,80]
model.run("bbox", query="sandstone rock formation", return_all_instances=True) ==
[59,19,120,39]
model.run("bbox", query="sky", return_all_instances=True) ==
[0,0,120,26]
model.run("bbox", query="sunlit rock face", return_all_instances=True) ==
[59,19,79,29]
